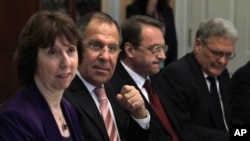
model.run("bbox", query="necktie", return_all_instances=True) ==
[207,76,226,131]
[94,87,119,141]
[143,79,179,141]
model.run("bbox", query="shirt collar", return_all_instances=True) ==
[76,70,103,92]
[120,60,149,89]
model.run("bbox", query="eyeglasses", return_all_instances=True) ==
[205,44,235,60]
[140,44,168,54]
[84,42,121,55]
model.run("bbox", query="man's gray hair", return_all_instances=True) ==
[195,17,238,44]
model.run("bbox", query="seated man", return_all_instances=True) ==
[64,11,150,141]
[161,17,238,141]
[110,15,181,141]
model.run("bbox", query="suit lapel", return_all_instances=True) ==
[217,74,230,126]
[104,83,127,133]
[150,75,181,134]
[61,99,83,141]
[69,77,107,133]
[115,61,165,119]
[116,62,138,87]
[188,54,227,128]
[25,83,63,140]
[115,62,150,104]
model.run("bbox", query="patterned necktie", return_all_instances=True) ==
[143,79,179,141]
[94,87,119,141]
[207,76,227,131]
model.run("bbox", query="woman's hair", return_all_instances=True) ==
[14,10,83,86]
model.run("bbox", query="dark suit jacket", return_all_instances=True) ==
[231,61,250,124]
[160,52,232,141]
[0,82,83,141]
[64,75,148,141]
[109,61,181,141]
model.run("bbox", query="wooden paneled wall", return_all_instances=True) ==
[0,0,42,103]
[0,0,97,103]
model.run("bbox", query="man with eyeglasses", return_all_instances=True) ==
[161,17,238,141]
[110,15,181,141]
[64,12,151,141]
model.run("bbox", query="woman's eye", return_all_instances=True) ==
[48,49,57,56]
[68,47,76,53]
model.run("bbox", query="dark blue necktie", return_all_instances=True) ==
[207,76,226,131]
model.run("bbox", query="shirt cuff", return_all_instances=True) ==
[131,110,150,129]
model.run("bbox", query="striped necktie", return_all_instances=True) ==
[94,87,119,141]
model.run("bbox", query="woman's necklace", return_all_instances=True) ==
[51,106,70,136]
[59,116,68,132]
[57,113,70,137]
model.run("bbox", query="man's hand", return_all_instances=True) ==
[116,85,148,119]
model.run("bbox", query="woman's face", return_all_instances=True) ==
[34,37,78,93]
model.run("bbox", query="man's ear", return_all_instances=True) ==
[124,42,134,58]
[194,38,203,54]
[195,38,203,46]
